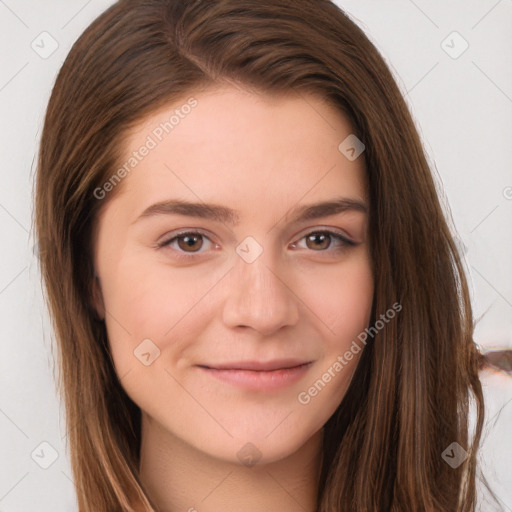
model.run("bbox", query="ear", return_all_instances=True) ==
[91,274,105,321]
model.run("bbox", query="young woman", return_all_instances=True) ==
[34,0,498,510]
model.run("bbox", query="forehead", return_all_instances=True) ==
[103,86,367,221]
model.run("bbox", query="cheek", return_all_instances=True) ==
[100,254,225,369]
[294,258,372,418]
[298,252,374,345]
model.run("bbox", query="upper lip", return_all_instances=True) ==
[198,359,312,371]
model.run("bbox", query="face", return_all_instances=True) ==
[92,84,373,465]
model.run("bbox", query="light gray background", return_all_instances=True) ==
[0,0,511,510]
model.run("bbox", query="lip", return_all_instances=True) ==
[197,360,313,392]
[202,359,312,371]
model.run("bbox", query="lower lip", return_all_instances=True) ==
[198,363,312,392]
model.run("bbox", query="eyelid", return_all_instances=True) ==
[156,229,219,259]
[291,225,355,245]
[156,227,214,247]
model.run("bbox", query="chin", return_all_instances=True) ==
[193,422,321,468]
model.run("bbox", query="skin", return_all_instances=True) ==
[92,84,374,512]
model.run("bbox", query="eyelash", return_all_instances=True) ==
[157,229,356,260]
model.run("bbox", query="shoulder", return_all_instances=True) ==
[475,364,512,511]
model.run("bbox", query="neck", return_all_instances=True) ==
[138,414,324,512]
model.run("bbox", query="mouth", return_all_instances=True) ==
[196,360,313,392]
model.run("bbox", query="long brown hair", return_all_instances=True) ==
[34,0,486,510]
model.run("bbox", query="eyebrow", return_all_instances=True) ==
[132,196,368,226]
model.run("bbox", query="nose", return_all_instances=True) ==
[221,247,300,335]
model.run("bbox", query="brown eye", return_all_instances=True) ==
[158,231,214,257]
[291,230,355,253]
[176,234,204,252]
[305,232,332,250]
